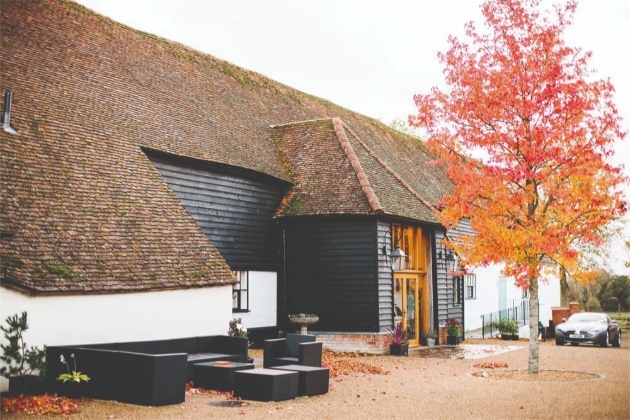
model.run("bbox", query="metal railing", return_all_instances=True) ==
[480,299,529,338]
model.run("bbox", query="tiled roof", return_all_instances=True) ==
[275,118,439,223]
[0,0,453,294]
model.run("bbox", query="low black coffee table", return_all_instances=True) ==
[193,361,254,391]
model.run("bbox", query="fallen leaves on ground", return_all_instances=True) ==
[1,393,83,415]
[185,382,241,401]
[322,350,389,378]
[472,362,508,369]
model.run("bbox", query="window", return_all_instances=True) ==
[522,287,529,298]
[391,224,426,272]
[232,271,249,312]
[465,274,476,299]
[453,276,463,305]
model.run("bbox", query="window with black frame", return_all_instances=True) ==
[232,271,249,312]
[453,275,463,305]
[465,273,476,299]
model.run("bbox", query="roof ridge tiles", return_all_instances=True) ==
[332,117,384,215]
[340,121,439,216]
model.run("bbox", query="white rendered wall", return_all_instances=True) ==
[464,264,560,331]
[236,271,276,329]
[0,285,232,392]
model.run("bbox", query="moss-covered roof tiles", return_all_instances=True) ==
[1,0,452,294]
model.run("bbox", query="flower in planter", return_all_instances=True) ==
[387,322,408,345]
[227,317,248,339]
[56,354,90,383]
[445,318,461,337]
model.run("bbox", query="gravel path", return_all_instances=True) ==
[6,339,629,419]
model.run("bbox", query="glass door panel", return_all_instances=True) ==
[394,274,421,346]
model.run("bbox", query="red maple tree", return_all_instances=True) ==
[411,0,627,374]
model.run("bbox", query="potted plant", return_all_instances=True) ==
[0,312,46,395]
[445,318,461,345]
[422,330,438,347]
[387,322,409,355]
[495,318,519,340]
[56,353,91,398]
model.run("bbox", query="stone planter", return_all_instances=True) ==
[288,314,319,335]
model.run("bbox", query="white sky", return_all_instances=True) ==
[74,0,630,275]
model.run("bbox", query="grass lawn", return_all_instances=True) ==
[606,312,630,319]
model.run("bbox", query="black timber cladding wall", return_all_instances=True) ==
[377,220,394,332]
[282,217,379,333]
[148,155,290,271]
[435,228,464,330]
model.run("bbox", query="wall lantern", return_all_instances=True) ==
[382,228,406,271]
[437,248,458,276]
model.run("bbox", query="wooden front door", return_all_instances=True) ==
[394,273,426,347]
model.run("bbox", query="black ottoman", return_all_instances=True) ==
[270,364,329,396]
[234,368,298,401]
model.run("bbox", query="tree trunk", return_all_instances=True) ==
[528,276,540,374]
[559,266,570,306]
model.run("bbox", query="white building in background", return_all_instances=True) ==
[464,263,561,336]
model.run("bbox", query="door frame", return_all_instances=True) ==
[393,272,428,347]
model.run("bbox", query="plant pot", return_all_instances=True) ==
[8,375,44,396]
[389,342,409,356]
[446,336,460,346]
[501,333,511,340]
[426,338,436,347]
[57,382,87,399]
[510,334,519,341]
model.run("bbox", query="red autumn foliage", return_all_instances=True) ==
[1,393,82,415]
[411,0,627,288]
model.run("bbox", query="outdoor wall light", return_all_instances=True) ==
[382,228,406,271]
[437,248,458,275]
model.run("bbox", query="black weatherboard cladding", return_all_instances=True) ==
[283,217,379,332]
[149,154,290,271]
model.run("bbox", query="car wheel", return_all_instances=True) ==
[612,330,621,348]
[600,330,609,347]
[555,338,564,346]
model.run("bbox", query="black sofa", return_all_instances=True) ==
[46,335,248,406]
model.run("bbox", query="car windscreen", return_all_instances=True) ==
[568,313,606,323]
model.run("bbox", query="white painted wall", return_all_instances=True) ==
[235,271,276,329]
[464,264,560,332]
[0,285,232,392]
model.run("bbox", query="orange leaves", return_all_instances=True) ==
[472,362,508,369]
[322,350,389,378]
[410,0,627,284]
[1,393,82,416]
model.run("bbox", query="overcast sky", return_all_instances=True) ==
[74,0,629,274]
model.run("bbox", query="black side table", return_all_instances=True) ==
[193,361,255,391]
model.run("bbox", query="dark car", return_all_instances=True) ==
[555,312,622,347]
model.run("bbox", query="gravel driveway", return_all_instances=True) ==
[7,338,629,419]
